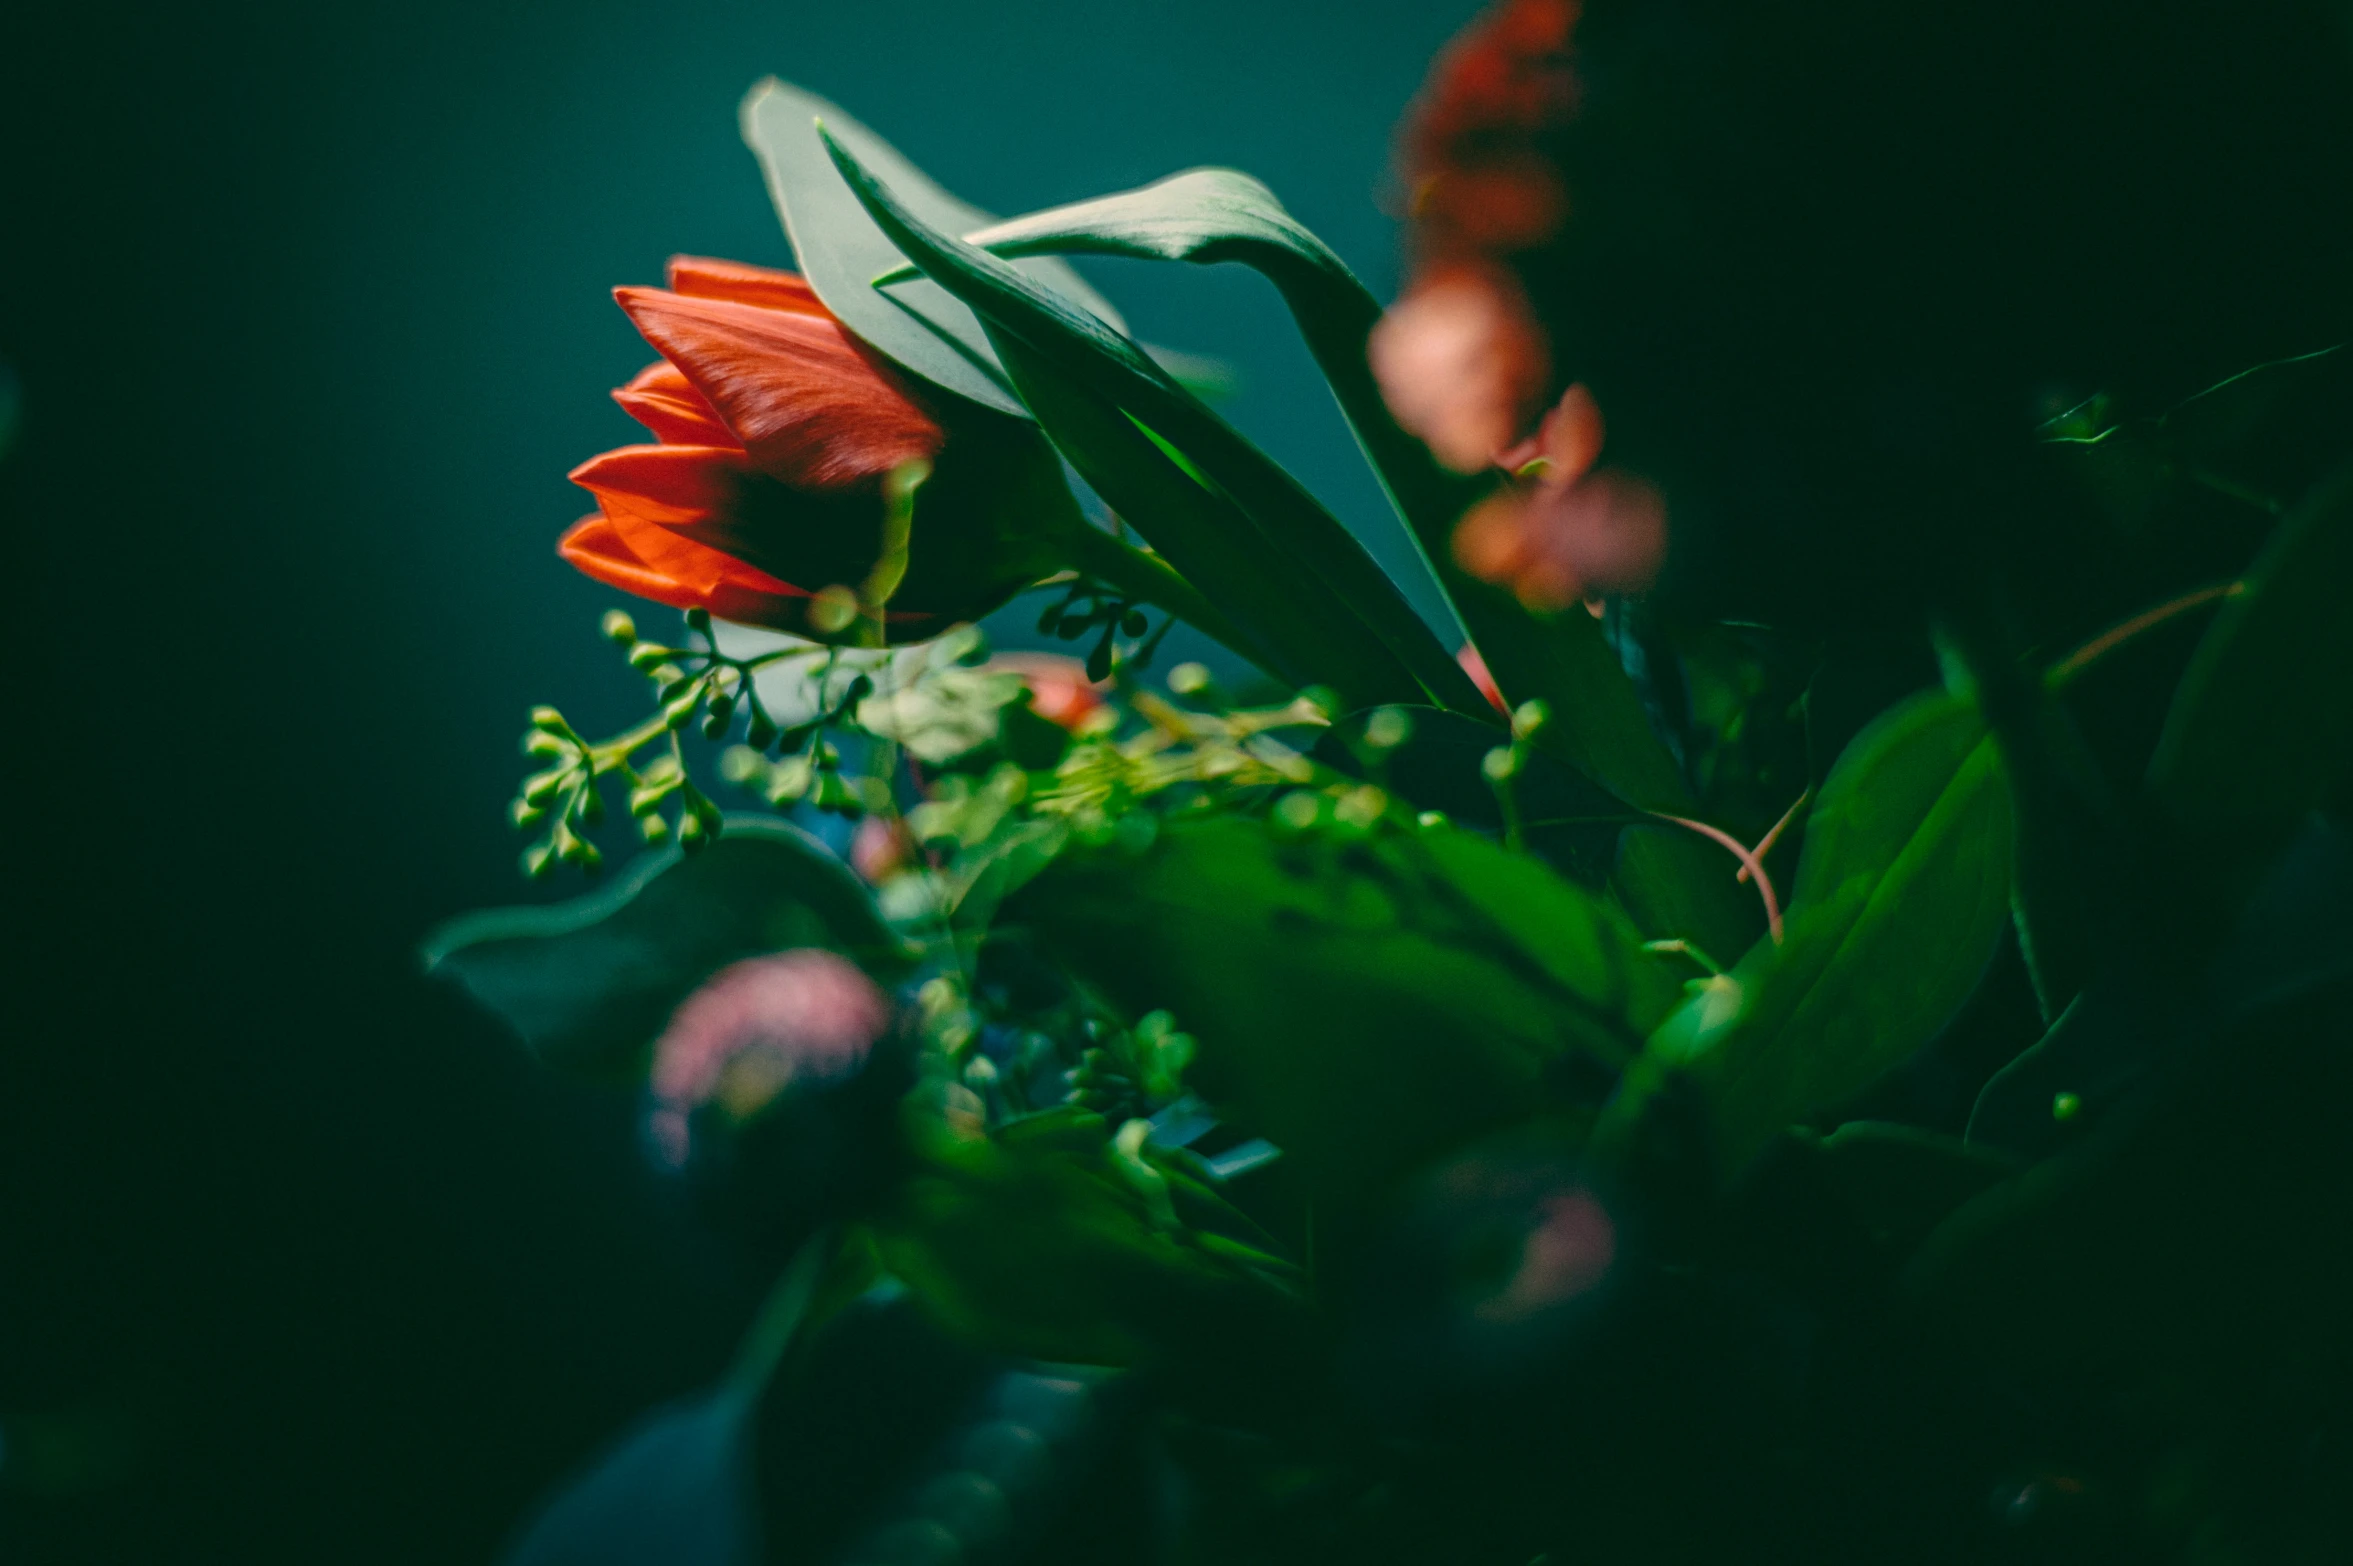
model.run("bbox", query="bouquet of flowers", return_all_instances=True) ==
[424,5,2353,1561]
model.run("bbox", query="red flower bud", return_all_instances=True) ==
[562,256,1077,640]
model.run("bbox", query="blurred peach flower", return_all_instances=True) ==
[989,653,1105,731]
[1367,261,1552,474]
[1453,384,1667,609]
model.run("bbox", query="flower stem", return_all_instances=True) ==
[1055,519,1265,670]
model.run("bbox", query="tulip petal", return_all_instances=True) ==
[613,360,738,447]
[615,286,944,490]
[570,442,746,528]
[559,513,811,631]
[665,255,825,315]
[567,443,816,629]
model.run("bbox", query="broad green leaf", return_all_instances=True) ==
[1005,815,1678,1190]
[1604,693,2015,1176]
[818,129,1489,718]
[2148,462,2353,826]
[889,168,1710,816]
[737,79,1127,420]
[422,817,906,1076]
[995,336,1399,695]
[869,170,1446,546]
[881,1123,1305,1366]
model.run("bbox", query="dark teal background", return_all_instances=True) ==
[0,3,1479,1561]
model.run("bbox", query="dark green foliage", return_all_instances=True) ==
[450,28,2353,1562]
[1007,813,1676,1189]
[422,817,906,1076]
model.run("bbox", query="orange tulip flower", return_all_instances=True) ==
[562,255,1076,639]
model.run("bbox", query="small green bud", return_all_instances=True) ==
[1166,662,1211,697]
[528,705,568,732]
[1121,610,1148,636]
[662,690,700,730]
[1296,685,1340,720]
[574,784,605,826]
[508,796,545,829]
[763,756,814,803]
[1482,745,1520,783]
[522,841,556,879]
[744,710,778,749]
[649,663,687,689]
[716,747,763,787]
[677,810,708,849]
[808,584,859,635]
[1334,784,1388,828]
[1084,636,1114,683]
[627,641,668,672]
[2052,1091,2082,1122]
[1363,706,1413,751]
[1271,790,1323,833]
[522,730,574,759]
[1511,699,1552,741]
[638,811,671,844]
[704,693,736,724]
[699,711,728,741]
[600,609,638,645]
[683,606,712,634]
[1417,809,1450,830]
[521,767,567,807]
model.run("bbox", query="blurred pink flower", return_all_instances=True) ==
[648,950,891,1165]
[850,815,913,884]
[1475,1187,1616,1322]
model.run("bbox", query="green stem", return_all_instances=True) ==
[1055,520,1264,669]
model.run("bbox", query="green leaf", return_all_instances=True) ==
[1811,1121,2022,1257]
[1603,693,2015,1177]
[818,128,1488,717]
[1005,815,1678,1190]
[2148,462,2353,827]
[994,337,1387,692]
[422,816,907,1076]
[887,168,1709,815]
[881,1124,1306,1365]
[737,79,1127,420]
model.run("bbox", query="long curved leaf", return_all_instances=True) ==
[817,128,1488,717]
[737,79,1127,420]
[880,168,1711,809]
[1603,693,2016,1176]
[2149,462,2353,826]
[422,817,906,1075]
